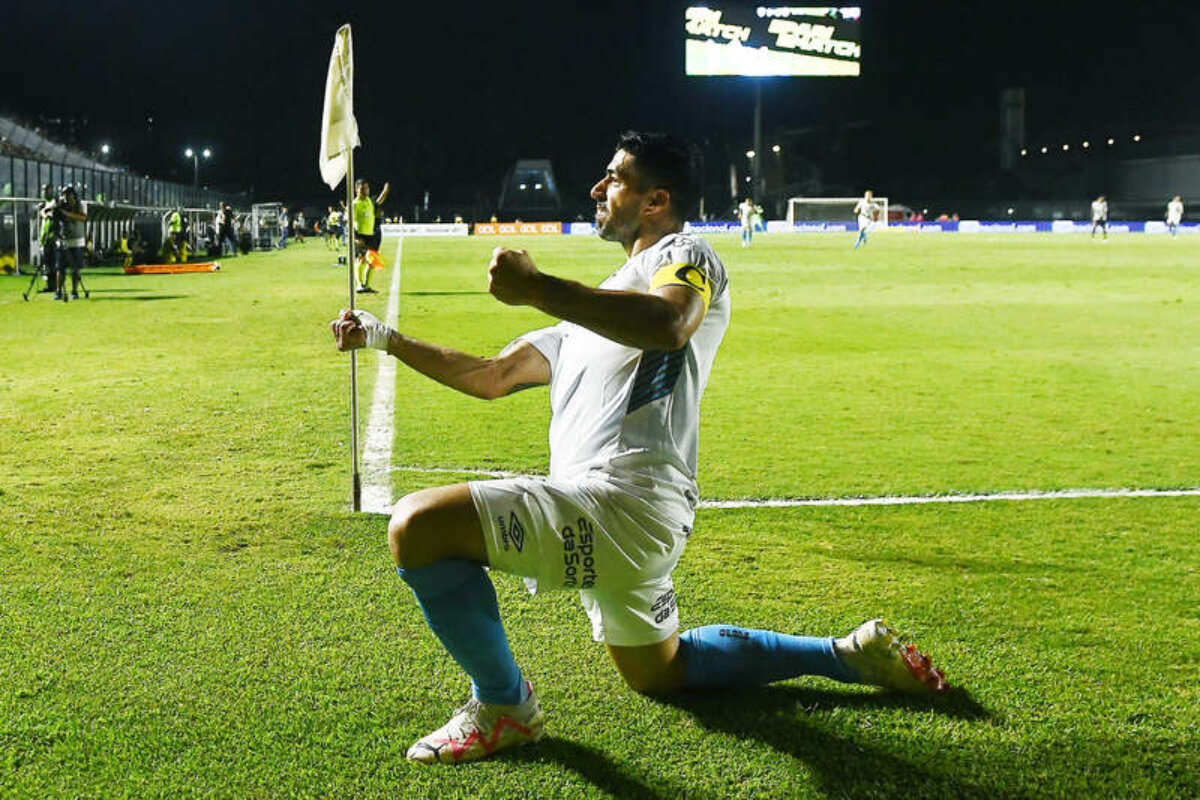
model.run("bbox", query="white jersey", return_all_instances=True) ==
[1091,200,1108,222]
[854,197,877,229]
[1167,200,1183,225]
[520,232,730,506]
[737,201,755,227]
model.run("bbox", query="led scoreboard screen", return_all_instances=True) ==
[685,6,862,77]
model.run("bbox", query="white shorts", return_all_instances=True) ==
[469,473,692,647]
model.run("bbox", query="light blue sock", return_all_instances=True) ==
[397,561,526,705]
[855,229,867,249]
[679,625,856,688]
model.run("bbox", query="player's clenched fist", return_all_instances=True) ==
[329,308,395,351]
[488,247,543,306]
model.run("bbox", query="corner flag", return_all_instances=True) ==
[319,24,360,190]
[320,24,364,511]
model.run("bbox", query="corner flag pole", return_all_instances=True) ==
[319,24,363,511]
[346,149,360,511]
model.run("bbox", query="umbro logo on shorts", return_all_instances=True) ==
[651,589,677,624]
[497,512,526,552]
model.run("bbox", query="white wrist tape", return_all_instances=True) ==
[355,309,395,351]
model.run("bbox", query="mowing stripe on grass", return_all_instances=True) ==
[390,464,529,479]
[386,465,1200,508]
[361,238,404,515]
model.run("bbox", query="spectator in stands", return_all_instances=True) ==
[55,186,87,301]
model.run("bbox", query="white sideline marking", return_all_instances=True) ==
[360,239,404,515]
[386,466,1200,508]
[700,487,1200,508]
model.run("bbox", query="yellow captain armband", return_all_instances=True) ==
[649,262,712,311]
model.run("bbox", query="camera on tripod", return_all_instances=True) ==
[23,184,89,302]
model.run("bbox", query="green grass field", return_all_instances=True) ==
[2,232,1198,797]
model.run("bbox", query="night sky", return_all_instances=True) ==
[7,1,1200,216]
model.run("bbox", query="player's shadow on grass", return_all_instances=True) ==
[500,737,680,800]
[497,688,993,800]
[90,294,188,301]
[402,290,490,296]
[657,685,1003,799]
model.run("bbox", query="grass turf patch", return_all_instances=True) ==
[1,232,1198,796]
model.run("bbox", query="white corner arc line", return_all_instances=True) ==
[360,238,403,515]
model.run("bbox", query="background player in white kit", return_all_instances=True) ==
[1166,195,1184,238]
[330,132,948,765]
[737,197,756,247]
[1091,195,1109,240]
[853,190,878,249]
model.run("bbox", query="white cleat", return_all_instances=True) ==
[406,681,545,765]
[835,619,949,693]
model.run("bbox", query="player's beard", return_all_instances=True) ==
[594,204,632,244]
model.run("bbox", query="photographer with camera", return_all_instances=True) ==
[36,184,60,294]
[55,186,88,302]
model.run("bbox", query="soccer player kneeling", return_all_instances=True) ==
[329,132,948,765]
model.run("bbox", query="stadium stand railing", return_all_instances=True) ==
[1,133,246,273]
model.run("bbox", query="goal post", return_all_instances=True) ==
[786,196,888,228]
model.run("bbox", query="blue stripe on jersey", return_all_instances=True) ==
[627,348,687,414]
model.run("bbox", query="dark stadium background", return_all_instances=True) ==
[6,0,1198,218]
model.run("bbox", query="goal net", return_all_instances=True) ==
[787,196,888,228]
[251,203,284,250]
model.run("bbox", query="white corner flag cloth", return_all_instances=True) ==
[319,24,360,190]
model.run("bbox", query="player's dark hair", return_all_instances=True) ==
[616,131,703,223]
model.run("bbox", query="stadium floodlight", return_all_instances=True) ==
[1040,146,1048,154]
[185,146,213,188]
[519,183,527,190]
[1062,144,1069,151]
[1082,141,1090,149]
[771,144,781,153]
[1107,138,1115,146]
[1133,134,1141,142]
[745,150,756,159]
[1020,148,1028,156]
[534,183,543,190]
[100,144,110,155]
[1007,207,1015,215]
